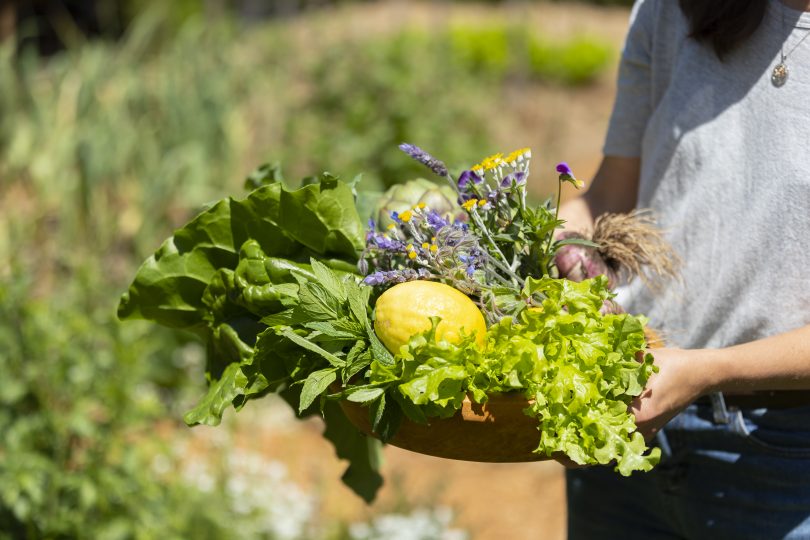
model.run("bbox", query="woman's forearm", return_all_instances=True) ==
[701,324,810,393]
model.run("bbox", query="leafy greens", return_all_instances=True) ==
[119,171,661,504]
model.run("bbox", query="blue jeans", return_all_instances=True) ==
[567,403,810,540]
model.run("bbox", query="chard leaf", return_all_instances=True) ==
[244,161,284,190]
[118,185,302,330]
[278,175,365,258]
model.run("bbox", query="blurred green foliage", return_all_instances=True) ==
[0,4,616,536]
[286,25,612,188]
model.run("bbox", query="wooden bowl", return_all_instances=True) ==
[338,392,547,463]
[338,328,663,462]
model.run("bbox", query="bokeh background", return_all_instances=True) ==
[0,1,632,538]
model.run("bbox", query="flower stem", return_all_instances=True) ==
[543,177,563,267]
[469,210,524,285]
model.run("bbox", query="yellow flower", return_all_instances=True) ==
[406,243,414,251]
[504,147,531,164]
[430,244,438,253]
[462,199,478,211]
[408,251,417,260]
[478,153,504,171]
[421,242,430,250]
[387,223,396,230]
[477,199,487,207]
[415,202,426,209]
[399,210,413,223]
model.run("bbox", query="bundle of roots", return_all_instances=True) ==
[554,209,680,291]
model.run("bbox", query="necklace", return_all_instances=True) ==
[772,8,810,87]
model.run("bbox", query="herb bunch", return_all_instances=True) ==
[360,144,589,324]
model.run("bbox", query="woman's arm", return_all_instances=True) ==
[561,156,810,441]
[558,155,641,234]
[632,325,810,438]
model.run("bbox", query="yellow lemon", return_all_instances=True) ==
[373,281,487,353]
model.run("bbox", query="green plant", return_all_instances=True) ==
[527,35,614,85]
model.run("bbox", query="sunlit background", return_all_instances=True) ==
[0,1,632,538]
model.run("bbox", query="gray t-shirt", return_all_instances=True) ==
[607,0,810,349]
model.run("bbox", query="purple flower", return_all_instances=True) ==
[452,220,469,232]
[362,269,423,286]
[370,234,404,251]
[500,171,526,188]
[363,272,387,286]
[399,143,449,177]
[556,161,583,188]
[457,170,482,190]
[390,210,401,223]
[556,162,574,177]
[426,210,449,230]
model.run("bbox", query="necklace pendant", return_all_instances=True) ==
[772,61,789,87]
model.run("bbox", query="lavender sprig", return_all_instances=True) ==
[399,143,449,178]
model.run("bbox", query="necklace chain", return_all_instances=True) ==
[780,26,810,62]
[772,7,810,87]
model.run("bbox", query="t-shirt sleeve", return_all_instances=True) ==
[603,0,657,157]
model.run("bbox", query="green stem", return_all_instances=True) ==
[470,210,524,285]
[543,177,563,272]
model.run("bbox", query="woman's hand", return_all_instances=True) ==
[630,347,714,440]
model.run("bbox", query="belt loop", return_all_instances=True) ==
[710,392,730,424]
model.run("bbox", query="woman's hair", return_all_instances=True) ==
[678,0,768,60]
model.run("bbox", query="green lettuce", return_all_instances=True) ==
[366,275,660,474]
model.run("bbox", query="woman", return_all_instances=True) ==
[560,0,810,538]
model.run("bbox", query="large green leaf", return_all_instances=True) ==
[118,178,364,330]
